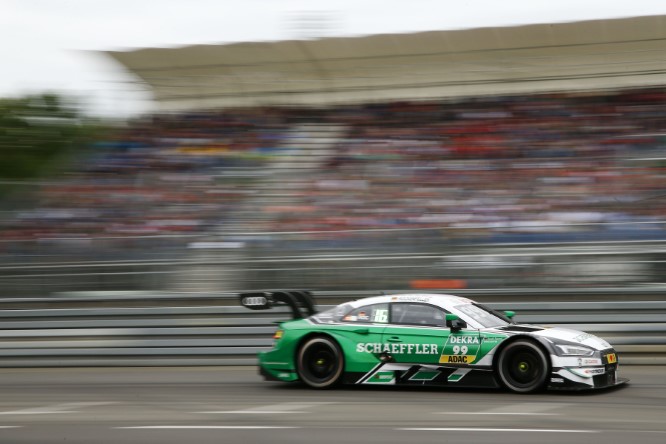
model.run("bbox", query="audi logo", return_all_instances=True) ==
[242,296,268,306]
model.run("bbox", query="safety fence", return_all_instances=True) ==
[3,234,666,296]
[0,291,664,367]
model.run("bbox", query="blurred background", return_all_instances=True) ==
[1,1,665,297]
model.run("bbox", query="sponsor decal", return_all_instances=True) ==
[439,333,481,365]
[447,369,471,382]
[569,367,606,378]
[367,371,395,384]
[550,377,565,383]
[448,335,480,344]
[356,343,439,355]
[410,370,440,381]
[391,295,432,303]
[573,333,593,343]
[441,355,472,364]
[606,353,617,364]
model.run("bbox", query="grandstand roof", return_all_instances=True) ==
[107,15,666,111]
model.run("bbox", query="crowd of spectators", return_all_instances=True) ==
[1,88,664,248]
[264,89,666,242]
[0,109,291,244]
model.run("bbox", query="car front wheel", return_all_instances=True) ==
[296,336,344,389]
[497,340,549,393]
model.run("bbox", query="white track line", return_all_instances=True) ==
[197,410,308,414]
[0,402,116,415]
[398,428,597,433]
[114,426,300,430]
[435,402,568,417]
[0,426,22,429]
[435,412,559,416]
[0,410,78,415]
[195,401,333,414]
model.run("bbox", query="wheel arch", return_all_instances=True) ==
[294,331,347,389]
[294,331,342,366]
[491,334,553,375]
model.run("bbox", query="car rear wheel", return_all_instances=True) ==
[297,336,344,389]
[497,340,549,393]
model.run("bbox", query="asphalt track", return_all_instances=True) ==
[0,366,664,444]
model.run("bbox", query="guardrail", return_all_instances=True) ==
[0,293,664,367]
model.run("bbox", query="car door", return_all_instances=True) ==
[380,302,451,365]
[382,302,483,367]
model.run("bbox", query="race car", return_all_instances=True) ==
[240,290,627,393]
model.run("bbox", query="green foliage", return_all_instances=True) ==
[0,94,101,182]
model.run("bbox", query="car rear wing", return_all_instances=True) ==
[239,290,317,319]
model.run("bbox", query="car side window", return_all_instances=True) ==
[391,303,447,327]
[342,303,389,324]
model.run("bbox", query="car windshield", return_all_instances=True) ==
[453,303,511,328]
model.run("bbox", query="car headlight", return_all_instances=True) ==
[555,344,595,356]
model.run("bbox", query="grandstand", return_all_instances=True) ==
[0,16,664,294]
[104,14,666,241]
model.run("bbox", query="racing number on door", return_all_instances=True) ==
[439,333,481,364]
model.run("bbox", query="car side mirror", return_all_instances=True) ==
[503,310,515,319]
[445,313,467,332]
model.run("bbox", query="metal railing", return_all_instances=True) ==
[0,291,664,367]
[3,236,666,295]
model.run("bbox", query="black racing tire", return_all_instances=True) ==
[296,336,344,389]
[497,339,549,393]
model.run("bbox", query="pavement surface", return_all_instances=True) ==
[0,365,664,443]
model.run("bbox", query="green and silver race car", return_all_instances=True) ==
[240,290,627,393]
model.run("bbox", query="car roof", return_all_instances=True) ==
[345,293,475,312]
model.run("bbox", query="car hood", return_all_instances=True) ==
[494,324,612,351]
